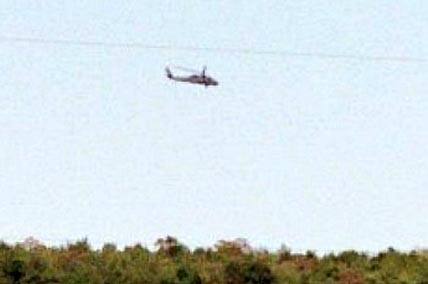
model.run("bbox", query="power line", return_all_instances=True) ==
[0,35,426,63]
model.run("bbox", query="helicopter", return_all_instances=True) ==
[165,65,219,87]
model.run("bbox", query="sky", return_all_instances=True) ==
[0,1,428,254]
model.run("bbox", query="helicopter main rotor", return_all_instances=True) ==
[171,65,207,77]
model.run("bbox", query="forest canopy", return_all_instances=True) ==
[1,236,428,284]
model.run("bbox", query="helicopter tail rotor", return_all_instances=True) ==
[165,67,173,79]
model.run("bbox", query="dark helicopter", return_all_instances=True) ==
[165,65,219,87]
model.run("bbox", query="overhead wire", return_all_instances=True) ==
[0,35,426,63]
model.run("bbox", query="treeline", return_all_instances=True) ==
[1,236,428,284]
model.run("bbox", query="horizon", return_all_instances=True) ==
[3,236,428,256]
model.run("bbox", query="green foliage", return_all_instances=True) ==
[176,265,202,284]
[244,261,274,284]
[223,260,274,284]
[156,236,189,259]
[224,261,246,284]
[0,239,427,284]
[5,259,25,284]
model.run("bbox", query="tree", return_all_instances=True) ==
[244,261,274,284]
[155,236,189,258]
[224,260,274,284]
[176,265,202,284]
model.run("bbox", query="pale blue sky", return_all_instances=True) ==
[1,1,428,253]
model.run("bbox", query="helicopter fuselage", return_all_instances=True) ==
[172,75,218,86]
[166,67,218,87]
